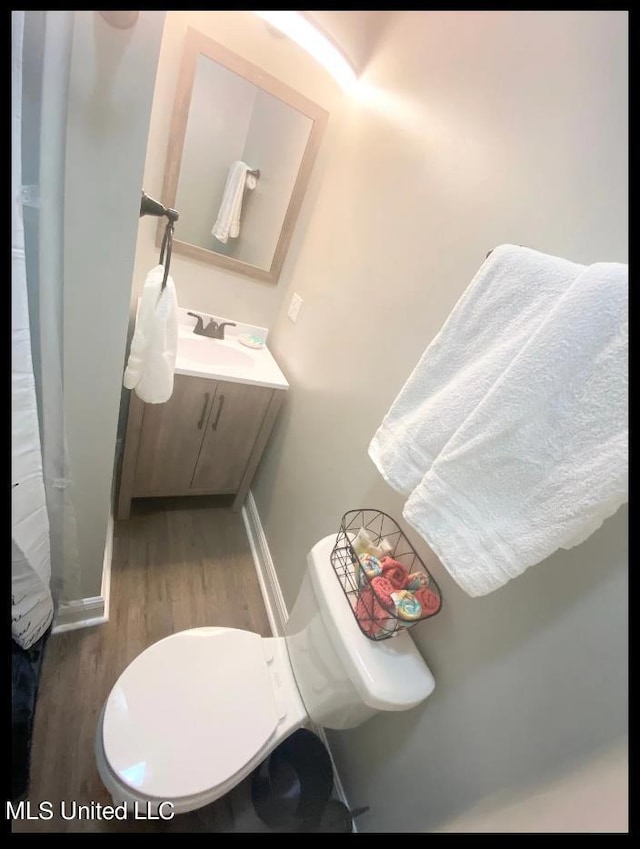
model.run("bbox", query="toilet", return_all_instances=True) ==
[95,534,436,814]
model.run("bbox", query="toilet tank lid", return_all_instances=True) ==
[307,535,435,712]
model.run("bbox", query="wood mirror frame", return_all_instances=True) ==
[158,27,329,284]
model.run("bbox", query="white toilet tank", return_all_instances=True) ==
[285,535,436,730]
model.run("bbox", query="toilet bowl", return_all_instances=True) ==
[96,534,436,813]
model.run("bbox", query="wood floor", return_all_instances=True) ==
[13,496,272,833]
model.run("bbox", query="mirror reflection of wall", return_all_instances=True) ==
[174,52,314,271]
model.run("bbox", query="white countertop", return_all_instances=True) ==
[175,308,289,391]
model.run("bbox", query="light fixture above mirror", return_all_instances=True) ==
[252,11,358,92]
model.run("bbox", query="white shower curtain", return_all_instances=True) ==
[12,10,54,648]
[23,10,81,606]
[12,10,79,646]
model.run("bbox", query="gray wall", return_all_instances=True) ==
[252,10,628,832]
[63,10,165,598]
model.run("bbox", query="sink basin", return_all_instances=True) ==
[178,336,255,369]
[173,308,288,390]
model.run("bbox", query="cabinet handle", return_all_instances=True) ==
[211,394,225,431]
[197,393,210,429]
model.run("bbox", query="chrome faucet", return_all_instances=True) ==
[187,312,236,340]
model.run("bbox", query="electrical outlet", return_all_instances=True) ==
[287,293,303,323]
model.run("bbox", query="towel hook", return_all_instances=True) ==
[140,190,179,224]
[139,190,179,292]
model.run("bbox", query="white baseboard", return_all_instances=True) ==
[101,510,114,622]
[242,491,288,637]
[51,594,107,633]
[52,510,113,634]
[241,490,357,831]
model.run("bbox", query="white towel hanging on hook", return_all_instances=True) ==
[212,160,257,244]
[123,264,178,404]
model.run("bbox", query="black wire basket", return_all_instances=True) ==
[330,509,442,641]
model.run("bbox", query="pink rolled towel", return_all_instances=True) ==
[370,575,396,606]
[355,576,396,637]
[380,556,409,589]
[414,587,441,615]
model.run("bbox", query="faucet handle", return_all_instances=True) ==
[187,311,205,333]
[217,322,236,340]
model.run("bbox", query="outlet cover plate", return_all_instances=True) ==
[288,293,303,323]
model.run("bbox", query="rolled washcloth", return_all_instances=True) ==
[414,587,441,615]
[380,556,409,589]
[358,553,382,587]
[355,575,396,638]
[391,590,422,621]
[405,571,431,591]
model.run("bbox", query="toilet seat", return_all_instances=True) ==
[102,627,294,801]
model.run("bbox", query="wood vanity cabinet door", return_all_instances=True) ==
[190,382,273,494]
[132,374,216,496]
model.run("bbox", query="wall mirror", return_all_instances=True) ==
[159,27,329,284]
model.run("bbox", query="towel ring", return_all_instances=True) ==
[159,220,174,292]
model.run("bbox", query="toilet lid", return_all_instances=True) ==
[102,628,280,800]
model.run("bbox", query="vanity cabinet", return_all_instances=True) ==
[116,374,283,519]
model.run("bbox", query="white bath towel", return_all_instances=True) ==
[123,264,178,404]
[368,245,585,495]
[401,260,628,597]
[212,160,254,244]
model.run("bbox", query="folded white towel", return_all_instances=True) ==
[123,264,178,404]
[401,260,628,596]
[368,245,584,495]
[212,160,253,244]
